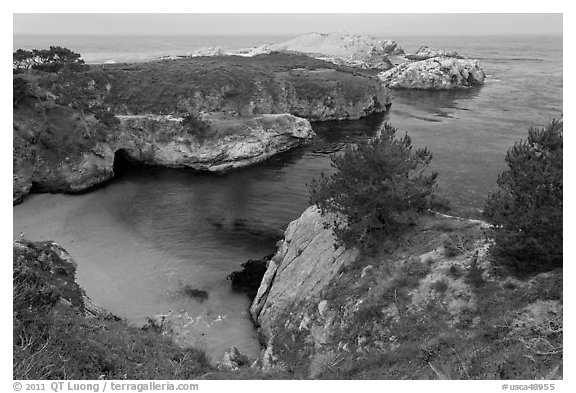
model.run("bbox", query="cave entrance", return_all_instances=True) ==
[113,149,139,177]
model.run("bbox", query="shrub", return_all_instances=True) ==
[13,77,31,107]
[309,123,439,252]
[93,107,120,127]
[443,234,473,257]
[483,119,563,275]
[181,112,212,142]
[430,279,449,294]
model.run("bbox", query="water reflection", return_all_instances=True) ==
[389,88,482,120]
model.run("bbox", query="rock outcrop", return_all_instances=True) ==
[13,112,314,203]
[405,46,463,61]
[378,57,486,89]
[114,113,315,172]
[249,206,359,358]
[187,46,227,57]
[236,32,404,70]
[14,53,391,203]
[248,208,562,379]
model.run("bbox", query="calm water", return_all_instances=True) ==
[12,34,562,361]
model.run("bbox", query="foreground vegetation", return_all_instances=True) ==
[309,123,441,253]
[285,119,562,379]
[13,240,213,379]
[483,119,563,275]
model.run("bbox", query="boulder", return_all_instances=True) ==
[219,346,250,371]
[228,254,273,300]
[378,57,486,89]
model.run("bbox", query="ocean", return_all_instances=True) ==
[12,34,563,361]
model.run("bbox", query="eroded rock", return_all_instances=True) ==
[378,57,486,89]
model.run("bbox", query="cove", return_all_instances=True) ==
[12,114,385,361]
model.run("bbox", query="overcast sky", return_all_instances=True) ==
[13,14,563,36]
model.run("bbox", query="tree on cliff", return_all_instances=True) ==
[483,118,563,275]
[309,123,439,253]
[13,46,87,73]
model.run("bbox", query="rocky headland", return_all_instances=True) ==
[13,52,390,203]
[13,111,315,203]
[246,206,562,379]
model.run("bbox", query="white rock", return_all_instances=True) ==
[378,57,486,89]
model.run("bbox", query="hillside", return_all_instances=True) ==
[13,240,213,379]
[247,207,563,379]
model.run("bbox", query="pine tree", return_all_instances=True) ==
[483,118,563,274]
[309,123,439,252]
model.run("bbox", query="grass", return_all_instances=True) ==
[259,214,562,379]
[13,240,213,380]
[33,52,385,117]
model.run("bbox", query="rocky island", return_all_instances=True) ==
[378,57,486,89]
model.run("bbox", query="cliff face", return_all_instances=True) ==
[13,53,390,203]
[250,207,359,341]
[13,108,314,203]
[249,207,563,379]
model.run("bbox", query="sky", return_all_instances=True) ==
[13,13,563,37]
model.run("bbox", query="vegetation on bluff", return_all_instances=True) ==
[16,49,386,120]
[286,120,562,379]
[13,241,213,379]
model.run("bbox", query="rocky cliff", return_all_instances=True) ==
[249,207,562,379]
[378,57,486,89]
[14,53,390,203]
[236,32,404,70]
[13,109,314,203]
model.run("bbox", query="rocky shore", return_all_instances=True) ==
[13,51,390,204]
[246,206,562,378]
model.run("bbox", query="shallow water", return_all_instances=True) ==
[13,34,562,361]
[12,116,382,361]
